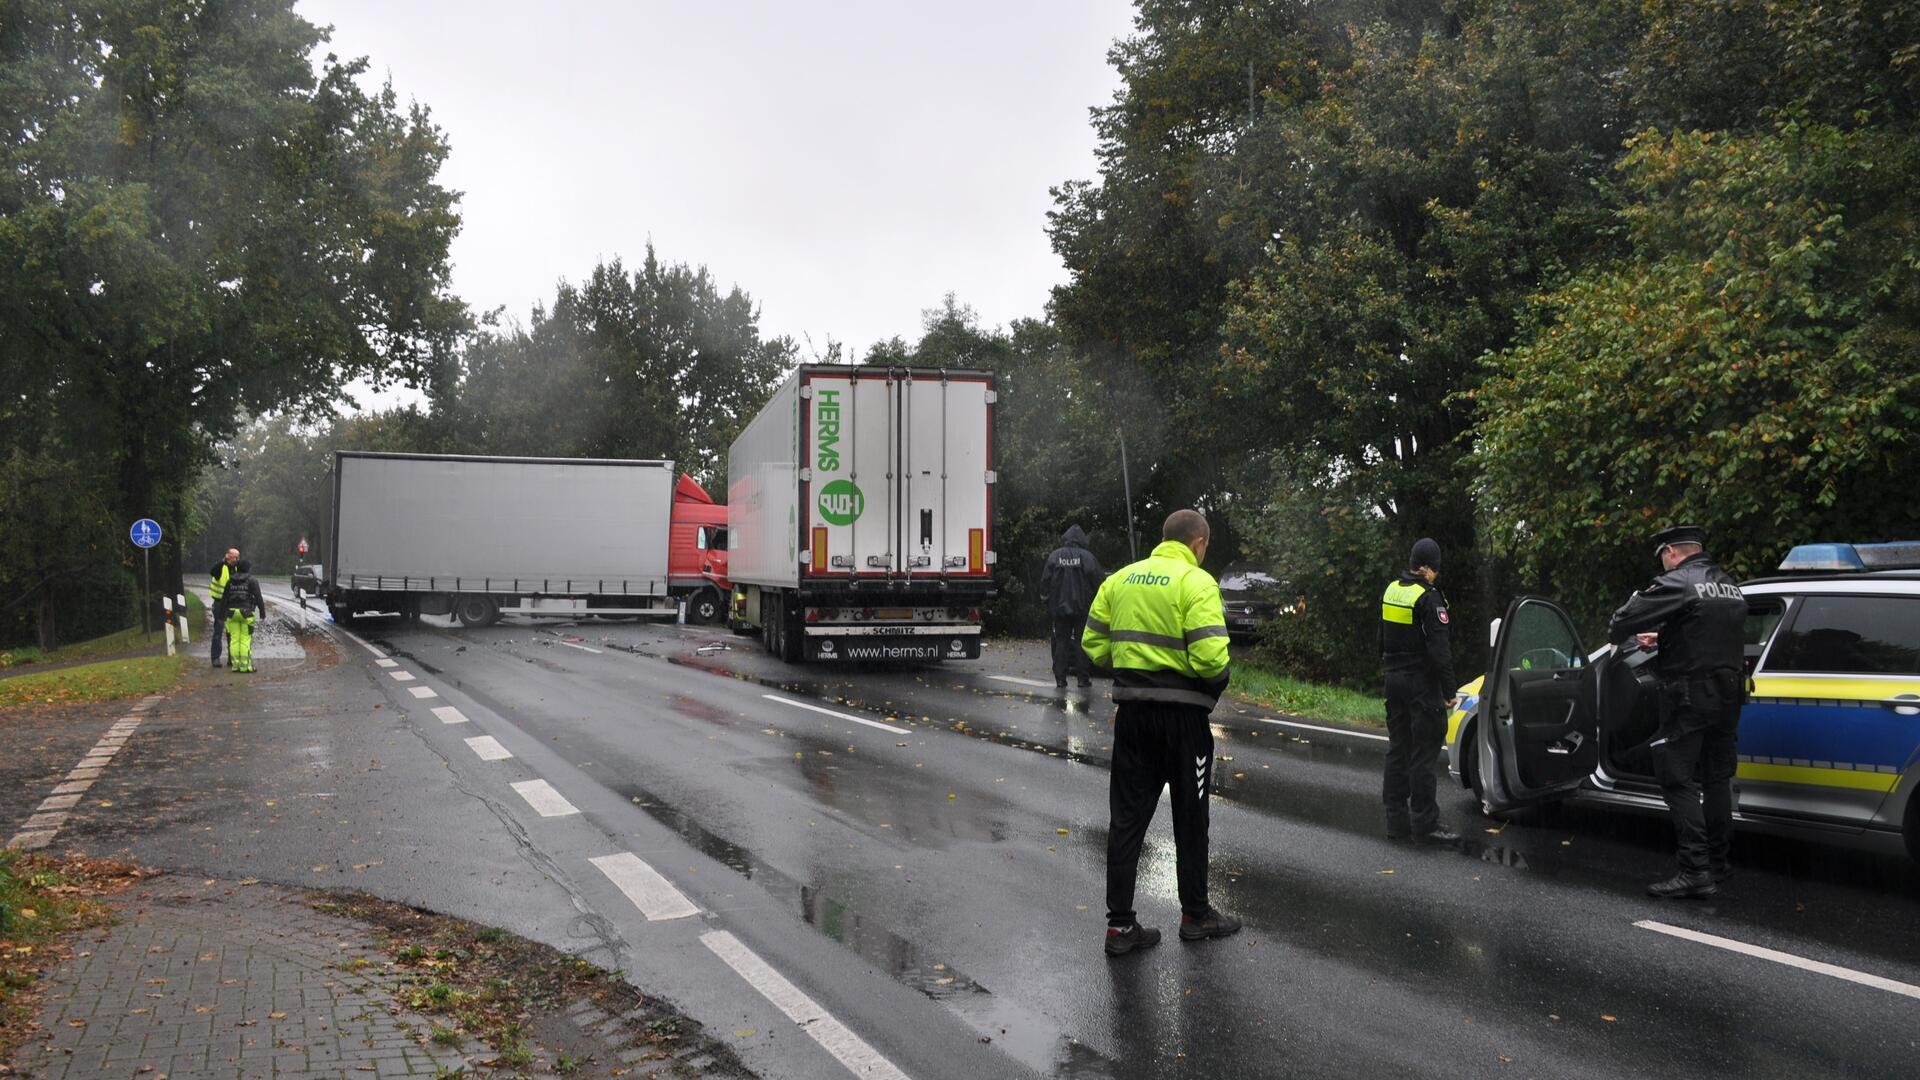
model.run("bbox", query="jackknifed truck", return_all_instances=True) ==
[323,452,728,626]
[726,365,997,662]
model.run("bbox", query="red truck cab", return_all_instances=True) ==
[669,474,730,624]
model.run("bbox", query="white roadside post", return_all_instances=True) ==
[176,593,189,641]
[161,596,175,656]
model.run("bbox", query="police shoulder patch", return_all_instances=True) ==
[1437,608,1450,624]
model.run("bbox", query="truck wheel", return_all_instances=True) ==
[775,597,802,664]
[456,595,498,628]
[328,604,354,625]
[688,589,723,625]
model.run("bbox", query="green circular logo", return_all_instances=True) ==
[817,479,865,526]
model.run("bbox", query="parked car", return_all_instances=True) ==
[291,563,324,599]
[1217,566,1292,638]
[1444,542,1920,863]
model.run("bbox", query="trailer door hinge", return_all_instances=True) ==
[984,390,998,404]
[983,470,997,484]
[799,385,814,399]
[800,467,813,482]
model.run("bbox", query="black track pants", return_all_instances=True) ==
[1051,614,1091,682]
[1106,702,1214,926]
[1653,701,1741,876]
[1383,670,1444,835]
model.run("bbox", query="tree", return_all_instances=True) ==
[0,0,467,602]
[1476,118,1920,615]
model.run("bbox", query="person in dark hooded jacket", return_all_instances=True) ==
[1040,525,1106,688]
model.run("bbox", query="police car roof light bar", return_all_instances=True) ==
[1778,541,1920,572]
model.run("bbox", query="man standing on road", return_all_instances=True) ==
[1608,525,1746,899]
[223,560,267,674]
[1084,509,1241,956]
[1380,538,1461,845]
[1040,524,1105,689]
[209,548,238,667]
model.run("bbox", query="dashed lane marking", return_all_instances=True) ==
[988,674,1061,689]
[700,930,911,1080]
[763,694,913,735]
[556,640,604,654]
[389,670,417,682]
[1255,716,1390,743]
[510,779,579,818]
[590,853,700,921]
[431,706,470,725]
[7,693,159,850]
[407,686,439,700]
[1635,920,1920,1000]
[331,623,387,659]
[375,658,399,668]
[464,736,513,762]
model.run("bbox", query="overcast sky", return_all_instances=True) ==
[300,0,1136,403]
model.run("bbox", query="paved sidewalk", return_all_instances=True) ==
[9,875,478,1079]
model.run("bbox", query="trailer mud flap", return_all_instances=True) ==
[805,633,980,662]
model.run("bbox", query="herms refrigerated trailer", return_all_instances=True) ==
[325,452,680,626]
[726,365,996,662]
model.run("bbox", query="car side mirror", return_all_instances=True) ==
[695,527,710,550]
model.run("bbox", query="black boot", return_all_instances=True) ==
[1179,907,1242,942]
[1647,872,1718,899]
[1104,923,1161,956]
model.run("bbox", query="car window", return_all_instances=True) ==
[1766,595,1920,676]
[1744,597,1786,670]
[1505,600,1582,672]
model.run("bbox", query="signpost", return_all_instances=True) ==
[129,518,162,635]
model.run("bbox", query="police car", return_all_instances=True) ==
[1443,542,1920,863]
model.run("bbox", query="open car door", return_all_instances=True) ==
[1474,596,1600,814]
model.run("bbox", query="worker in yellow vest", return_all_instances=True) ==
[209,548,238,667]
[1379,538,1460,844]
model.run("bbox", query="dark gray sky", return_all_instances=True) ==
[301,0,1136,375]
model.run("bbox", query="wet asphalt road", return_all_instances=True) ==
[273,589,1920,1080]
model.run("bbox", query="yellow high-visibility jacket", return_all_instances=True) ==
[209,563,232,603]
[1082,540,1231,709]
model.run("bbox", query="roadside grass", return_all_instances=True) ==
[314,892,751,1076]
[1230,661,1386,729]
[1,593,206,669]
[0,653,188,709]
[0,852,153,1060]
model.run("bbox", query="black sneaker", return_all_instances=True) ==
[1077,677,1093,688]
[1646,872,1718,899]
[1105,923,1161,956]
[1414,827,1461,845]
[1179,907,1242,942]
[1056,677,1068,688]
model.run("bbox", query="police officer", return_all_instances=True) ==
[1608,525,1746,898]
[1380,538,1460,843]
[209,547,238,667]
[1083,509,1241,956]
[1040,524,1105,688]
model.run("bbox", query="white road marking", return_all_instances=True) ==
[333,624,386,658]
[51,781,93,796]
[23,812,68,830]
[66,767,103,781]
[408,686,439,699]
[1635,920,1920,1000]
[590,853,700,921]
[988,674,1061,689]
[375,658,399,668]
[763,694,912,735]
[37,793,81,810]
[510,779,579,818]
[431,706,470,725]
[389,670,417,682]
[556,640,603,654]
[1255,716,1390,743]
[700,930,910,1080]
[5,831,54,851]
[464,736,513,761]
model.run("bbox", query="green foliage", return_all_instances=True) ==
[1477,118,1920,613]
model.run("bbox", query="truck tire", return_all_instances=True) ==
[776,595,802,664]
[328,603,354,626]
[456,595,498,628]
[688,588,723,625]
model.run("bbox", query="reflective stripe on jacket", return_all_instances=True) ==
[209,563,231,602]
[1082,540,1231,710]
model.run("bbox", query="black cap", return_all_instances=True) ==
[1409,537,1442,571]
[1651,525,1707,553]
[237,559,252,574]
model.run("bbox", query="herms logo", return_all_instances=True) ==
[818,479,865,526]
[816,388,841,472]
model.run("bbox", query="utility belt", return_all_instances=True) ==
[1658,668,1747,717]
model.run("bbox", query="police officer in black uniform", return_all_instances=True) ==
[1040,524,1105,688]
[1380,538,1460,844]
[1608,525,1746,898]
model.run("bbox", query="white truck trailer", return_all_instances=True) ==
[325,452,679,626]
[726,365,997,662]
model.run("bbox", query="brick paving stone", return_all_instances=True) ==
[6,875,481,1079]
